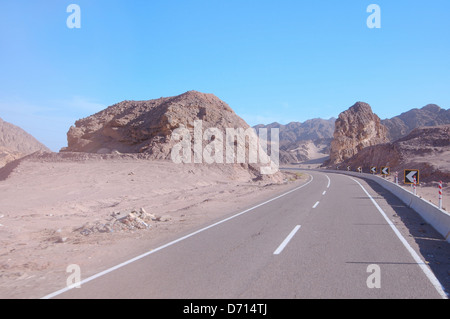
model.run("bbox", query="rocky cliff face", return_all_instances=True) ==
[328,102,388,165]
[336,124,450,183]
[382,104,450,141]
[0,117,50,167]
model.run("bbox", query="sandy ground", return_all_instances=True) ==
[0,154,306,299]
[1,151,447,299]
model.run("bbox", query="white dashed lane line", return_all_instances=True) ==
[273,225,302,255]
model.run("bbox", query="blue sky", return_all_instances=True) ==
[1,0,449,151]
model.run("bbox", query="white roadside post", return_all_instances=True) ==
[439,181,443,210]
[413,176,417,196]
[395,171,398,185]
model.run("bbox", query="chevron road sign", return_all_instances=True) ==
[381,167,390,175]
[404,169,419,185]
[370,167,377,174]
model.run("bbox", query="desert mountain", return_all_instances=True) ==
[328,102,389,165]
[63,91,251,156]
[62,91,281,179]
[254,118,335,164]
[381,104,450,141]
[333,124,450,183]
[0,117,50,167]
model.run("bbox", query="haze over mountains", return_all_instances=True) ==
[254,118,335,164]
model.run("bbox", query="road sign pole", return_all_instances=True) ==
[439,181,443,210]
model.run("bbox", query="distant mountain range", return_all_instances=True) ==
[254,104,450,165]
[381,104,450,142]
[254,118,336,145]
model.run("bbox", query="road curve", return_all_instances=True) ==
[44,170,449,299]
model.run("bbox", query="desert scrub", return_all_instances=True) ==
[288,172,306,181]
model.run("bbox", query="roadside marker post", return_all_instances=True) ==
[439,181,443,210]
[413,176,417,196]
[394,171,398,185]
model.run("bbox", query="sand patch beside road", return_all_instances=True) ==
[0,153,306,298]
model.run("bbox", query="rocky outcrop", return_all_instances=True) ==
[382,104,450,141]
[328,102,389,165]
[62,90,250,157]
[335,124,450,183]
[0,117,50,167]
[62,91,281,178]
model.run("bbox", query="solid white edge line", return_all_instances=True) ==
[312,201,320,209]
[349,177,448,299]
[41,174,315,299]
[273,225,302,255]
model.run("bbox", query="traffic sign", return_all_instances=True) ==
[347,166,350,171]
[370,167,377,174]
[381,167,390,175]
[404,169,419,185]
[357,167,362,173]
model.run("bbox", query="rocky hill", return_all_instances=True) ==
[62,91,248,156]
[381,104,450,141]
[328,102,389,165]
[333,124,450,183]
[0,117,50,167]
[62,90,281,179]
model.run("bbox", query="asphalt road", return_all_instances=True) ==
[44,170,449,299]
